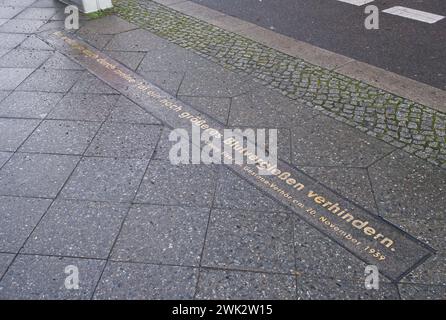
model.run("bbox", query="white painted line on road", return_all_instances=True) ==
[383,6,445,24]
[336,0,375,6]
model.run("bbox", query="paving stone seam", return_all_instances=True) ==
[111,0,446,170]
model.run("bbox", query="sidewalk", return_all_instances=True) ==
[0,0,445,300]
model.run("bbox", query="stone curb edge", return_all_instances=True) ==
[153,0,446,113]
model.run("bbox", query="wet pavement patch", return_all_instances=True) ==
[41,31,435,282]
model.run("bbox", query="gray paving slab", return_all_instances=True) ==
[0,0,36,6]
[214,167,289,213]
[0,196,52,252]
[94,262,198,300]
[229,86,317,128]
[0,254,105,300]
[85,122,161,159]
[0,90,9,102]
[0,19,45,33]
[111,204,209,266]
[0,49,53,68]
[104,50,145,71]
[75,31,113,50]
[47,93,118,121]
[0,151,11,167]
[0,49,8,58]
[0,153,79,198]
[19,120,101,155]
[202,209,295,274]
[402,253,446,286]
[30,0,64,8]
[22,200,129,259]
[136,69,184,96]
[0,67,34,90]
[294,218,367,282]
[399,283,446,300]
[291,115,395,167]
[14,7,58,20]
[0,19,8,27]
[108,96,161,125]
[17,34,53,50]
[295,276,399,300]
[179,95,230,124]
[369,150,446,220]
[35,20,64,33]
[135,160,217,207]
[60,157,148,202]
[0,6,25,19]
[0,118,40,151]
[0,253,14,279]
[301,166,378,214]
[42,52,84,70]
[78,15,137,35]
[195,269,296,299]
[0,33,27,48]
[0,91,63,119]
[69,72,118,94]
[17,69,83,92]
[105,28,172,52]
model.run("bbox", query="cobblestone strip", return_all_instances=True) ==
[112,0,446,169]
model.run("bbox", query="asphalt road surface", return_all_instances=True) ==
[189,0,446,90]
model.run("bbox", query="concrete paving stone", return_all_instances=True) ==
[108,96,161,125]
[85,122,161,159]
[137,45,216,73]
[0,196,52,252]
[60,156,148,202]
[111,205,209,266]
[0,91,63,118]
[0,0,36,6]
[178,68,249,98]
[17,69,83,92]
[0,118,40,151]
[0,151,11,167]
[19,120,101,155]
[402,253,446,286]
[17,34,54,50]
[0,18,8,26]
[30,0,64,8]
[195,269,296,300]
[399,283,446,300]
[151,127,178,160]
[14,7,58,20]
[0,32,28,49]
[202,209,295,274]
[93,262,198,300]
[294,218,367,282]
[42,52,84,70]
[47,93,118,121]
[295,276,399,300]
[0,67,34,90]
[0,90,9,102]
[229,86,317,128]
[0,254,105,300]
[35,20,64,32]
[0,19,45,33]
[136,69,184,96]
[105,28,172,52]
[78,15,137,35]
[104,50,145,71]
[0,49,53,68]
[0,253,14,278]
[135,160,217,207]
[0,6,25,19]
[369,150,446,220]
[22,199,129,259]
[178,95,230,125]
[0,49,8,58]
[291,115,395,167]
[76,31,113,50]
[0,153,79,197]
[69,72,118,94]
[301,166,378,214]
[214,167,289,212]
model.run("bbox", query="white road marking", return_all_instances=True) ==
[336,0,375,6]
[383,6,445,24]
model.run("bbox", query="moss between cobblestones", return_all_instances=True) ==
[112,0,446,169]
